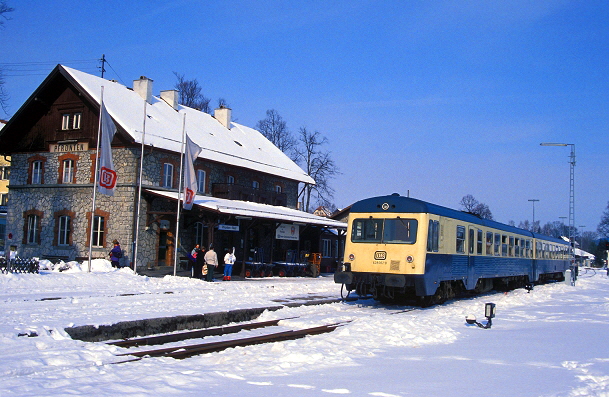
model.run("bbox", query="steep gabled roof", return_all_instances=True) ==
[2,65,314,184]
[60,66,314,184]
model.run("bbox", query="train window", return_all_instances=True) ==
[526,240,531,258]
[351,218,418,244]
[384,218,418,243]
[509,237,515,257]
[515,238,520,257]
[469,229,475,254]
[351,218,383,242]
[543,243,548,259]
[456,226,465,253]
[502,235,508,256]
[427,220,439,252]
[486,232,493,255]
[494,233,500,256]
[477,229,483,254]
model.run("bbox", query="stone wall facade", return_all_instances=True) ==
[4,145,299,268]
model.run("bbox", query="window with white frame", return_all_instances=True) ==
[32,160,43,184]
[194,222,204,246]
[62,159,74,183]
[322,239,332,257]
[72,113,82,129]
[226,175,235,184]
[0,166,9,180]
[92,215,105,247]
[27,214,40,245]
[275,185,282,193]
[58,215,71,246]
[163,163,174,188]
[62,114,71,130]
[197,170,206,193]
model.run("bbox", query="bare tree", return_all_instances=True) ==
[459,194,494,220]
[217,98,230,109]
[173,72,211,113]
[256,109,296,156]
[294,127,339,213]
[0,1,14,116]
[597,201,609,238]
[0,1,13,27]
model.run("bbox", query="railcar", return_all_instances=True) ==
[334,194,570,305]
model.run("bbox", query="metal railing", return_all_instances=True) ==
[0,257,39,274]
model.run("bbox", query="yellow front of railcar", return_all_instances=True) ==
[343,212,428,276]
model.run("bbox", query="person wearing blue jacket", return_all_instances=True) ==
[109,240,122,268]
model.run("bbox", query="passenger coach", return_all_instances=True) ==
[334,194,570,305]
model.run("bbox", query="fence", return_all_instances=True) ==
[0,257,39,274]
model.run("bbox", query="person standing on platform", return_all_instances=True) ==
[204,244,218,282]
[192,245,204,279]
[109,240,122,268]
[223,248,236,281]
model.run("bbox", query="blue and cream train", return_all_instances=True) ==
[334,194,570,305]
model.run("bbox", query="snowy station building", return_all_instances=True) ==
[0,65,346,273]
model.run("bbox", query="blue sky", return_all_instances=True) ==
[2,0,608,234]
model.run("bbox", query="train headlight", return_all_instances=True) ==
[349,254,355,261]
[406,255,414,263]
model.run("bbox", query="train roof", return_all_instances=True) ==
[350,194,568,245]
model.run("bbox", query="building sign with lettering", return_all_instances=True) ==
[49,142,89,153]
[276,223,300,241]
[218,224,240,232]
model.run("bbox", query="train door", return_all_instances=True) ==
[466,226,476,289]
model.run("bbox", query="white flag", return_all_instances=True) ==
[183,134,202,210]
[98,102,118,196]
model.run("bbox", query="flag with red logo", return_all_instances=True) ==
[183,134,202,210]
[98,102,118,196]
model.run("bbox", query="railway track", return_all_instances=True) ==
[106,297,418,364]
[111,318,350,363]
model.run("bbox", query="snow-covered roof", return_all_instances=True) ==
[146,189,347,228]
[60,66,314,185]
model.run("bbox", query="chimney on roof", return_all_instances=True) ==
[214,106,231,129]
[160,90,179,110]
[133,76,153,104]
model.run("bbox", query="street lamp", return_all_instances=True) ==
[540,142,576,285]
[528,199,539,232]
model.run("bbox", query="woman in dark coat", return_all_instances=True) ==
[194,246,206,279]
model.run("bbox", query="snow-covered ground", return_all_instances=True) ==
[1,260,608,396]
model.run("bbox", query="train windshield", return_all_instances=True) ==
[351,218,418,244]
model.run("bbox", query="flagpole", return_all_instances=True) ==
[133,101,147,274]
[173,113,186,276]
[88,86,104,273]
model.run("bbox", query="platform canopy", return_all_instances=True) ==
[145,189,347,229]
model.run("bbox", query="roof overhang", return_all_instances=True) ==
[145,189,347,229]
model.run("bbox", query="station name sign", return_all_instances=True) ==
[49,141,89,153]
[218,224,240,232]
